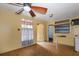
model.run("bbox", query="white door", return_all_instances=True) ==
[37,24,45,42]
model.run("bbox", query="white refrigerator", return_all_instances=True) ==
[73,26,79,52]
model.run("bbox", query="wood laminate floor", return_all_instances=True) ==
[0,42,79,56]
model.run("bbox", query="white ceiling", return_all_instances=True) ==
[0,3,79,21]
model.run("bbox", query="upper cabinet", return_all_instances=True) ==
[72,19,79,25]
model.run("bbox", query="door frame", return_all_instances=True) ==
[48,24,54,42]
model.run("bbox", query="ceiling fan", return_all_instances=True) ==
[10,3,48,17]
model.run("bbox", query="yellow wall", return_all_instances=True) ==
[0,8,22,53]
[0,7,48,54]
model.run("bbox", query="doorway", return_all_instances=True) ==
[48,25,54,42]
[21,19,34,47]
[37,24,45,42]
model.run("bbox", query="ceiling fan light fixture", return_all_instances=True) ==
[24,6,31,12]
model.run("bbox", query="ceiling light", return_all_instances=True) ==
[49,14,53,17]
[24,6,31,12]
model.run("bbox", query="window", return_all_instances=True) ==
[21,19,33,47]
[55,24,70,33]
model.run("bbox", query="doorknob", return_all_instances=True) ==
[18,28,20,31]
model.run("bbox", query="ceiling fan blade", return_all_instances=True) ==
[31,6,47,14]
[29,10,36,17]
[16,8,24,14]
[9,3,23,7]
